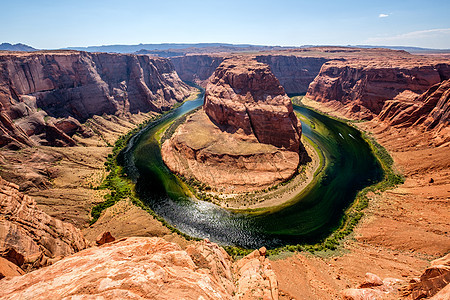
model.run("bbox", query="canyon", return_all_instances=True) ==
[0,46,449,299]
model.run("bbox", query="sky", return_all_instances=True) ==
[1,0,450,49]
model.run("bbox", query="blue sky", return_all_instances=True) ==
[2,0,449,49]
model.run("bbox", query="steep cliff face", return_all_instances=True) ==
[306,59,450,116]
[162,58,303,193]
[0,175,88,272]
[255,55,330,94]
[170,54,225,86]
[0,237,278,300]
[378,79,450,137]
[204,58,301,152]
[0,51,193,147]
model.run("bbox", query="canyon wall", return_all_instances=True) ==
[378,79,450,131]
[170,54,225,86]
[306,58,450,117]
[255,54,330,94]
[203,58,301,152]
[0,51,193,148]
[170,53,329,94]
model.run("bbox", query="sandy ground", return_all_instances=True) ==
[269,100,450,299]
[0,110,189,244]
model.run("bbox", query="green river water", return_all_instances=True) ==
[120,94,383,248]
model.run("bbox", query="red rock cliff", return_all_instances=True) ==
[0,51,193,148]
[170,54,225,86]
[204,57,301,152]
[378,79,450,136]
[255,55,329,94]
[306,58,450,116]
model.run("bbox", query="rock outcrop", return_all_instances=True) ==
[0,237,278,300]
[341,272,402,299]
[0,51,193,147]
[162,58,303,193]
[203,58,301,152]
[0,175,88,271]
[378,79,450,136]
[404,253,450,300]
[306,58,450,117]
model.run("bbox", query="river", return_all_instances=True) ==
[120,93,383,249]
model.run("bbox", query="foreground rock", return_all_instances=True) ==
[0,237,278,300]
[0,51,193,148]
[0,175,87,271]
[162,58,303,193]
[404,254,450,300]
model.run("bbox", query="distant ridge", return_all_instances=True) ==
[0,43,37,51]
[62,43,287,54]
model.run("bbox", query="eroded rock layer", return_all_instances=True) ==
[0,237,278,300]
[378,79,450,136]
[0,51,193,148]
[306,58,450,117]
[203,58,301,152]
[0,175,87,271]
[162,58,303,193]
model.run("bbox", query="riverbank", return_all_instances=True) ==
[215,135,322,211]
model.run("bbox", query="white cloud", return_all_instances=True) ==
[365,28,450,48]
[379,13,389,18]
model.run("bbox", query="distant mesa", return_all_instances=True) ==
[161,57,305,193]
[0,43,36,52]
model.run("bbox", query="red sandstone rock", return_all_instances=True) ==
[0,257,24,279]
[95,231,116,246]
[405,254,450,300]
[0,237,278,300]
[233,248,279,300]
[204,58,301,152]
[341,288,384,299]
[0,175,88,271]
[255,54,329,94]
[171,54,225,86]
[359,272,384,288]
[0,51,193,147]
[378,79,450,137]
[306,58,450,116]
[162,58,303,193]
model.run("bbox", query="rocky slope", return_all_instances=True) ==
[0,51,193,148]
[0,175,87,273]
[306,57,450,118]
[0,237,278,300]
[162,58,303,193]
[378,79,450,138]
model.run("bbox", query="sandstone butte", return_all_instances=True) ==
[162,57,304,193]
